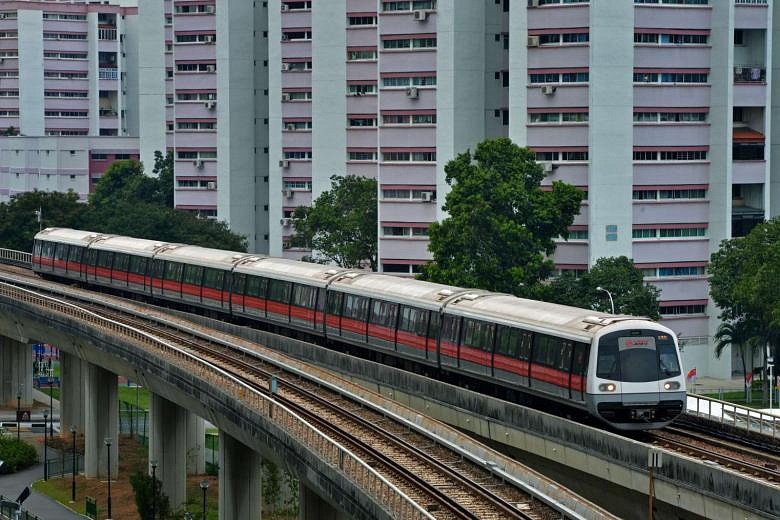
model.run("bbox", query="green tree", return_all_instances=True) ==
[0,190,87,251]
[419,138,583,295]
[714,319,760,400]
[151,150,174,207]
[129,471,171,520]
[544,256,661,319]
[709,217,780,399]
[3,126,18,136]
[292,175,377,269]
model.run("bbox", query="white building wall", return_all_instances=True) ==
[87,13,100,136]
[17,10,43,136]
[267,0,284,257]
[137,0,167,172]
[123,10,141,137]
[507,4,528,146]
[311,0,347,198]
[587,1,633,264]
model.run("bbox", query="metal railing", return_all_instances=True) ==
[98,28,117,40]
[734,66,766,83]
[0,282,435,520]
[687,393,778,439]
[735,0,767,5]
[0,496,39,520]
[98,68,118,80]
[0,249,31,269]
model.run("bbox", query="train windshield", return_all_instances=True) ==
[596,330,681,383]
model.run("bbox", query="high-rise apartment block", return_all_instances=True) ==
[3,0,778,378]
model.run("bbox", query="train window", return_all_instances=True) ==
[657,339,681,378]
[292,284,317,309]
[370,300,398,328]
[113,253,129,272]
[518,331,533,361]
[572,343,589,376]
[245,276,267,298]
[203,268,225,290]
[68,246,82,263]
[596,339,619,380]
[86,250,98,267]
[462,319,495,351]
[268,279,291,303]
[441,315,460,344]
[496,327,517,357]
[152,260,165,278]
[399,306,427,336]
[183,264,203,285]
[326,291,343,315]
[316,289,325,310]
[33,241,42,258]
[97,251,113,269]
[164,262,183,282]
[232,273,246,295]
[43,241,56,258]
[128,256,146,275]
[343,294,369,321]
[54,243,68,261]
[559,341,573,371]
[428,313,441,340]
[533,334,561,367]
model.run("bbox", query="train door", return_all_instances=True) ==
[426,312,440,361]
[325,290,344,337]
[439,315,461,369]
[570,342,589,401]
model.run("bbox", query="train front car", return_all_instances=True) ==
[587,320,686,430]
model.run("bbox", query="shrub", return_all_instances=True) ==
[130,471,171,520]
[0,434,38,472]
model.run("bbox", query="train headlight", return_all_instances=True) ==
[598,383,616,392]
[663,381,680,391]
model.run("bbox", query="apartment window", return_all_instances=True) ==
[175,34,216,44]
[658,266,706,277]
[348,50,377,61]
[632,229,657,239]
[634,72,708,83]
[659,227,706,238]
[538,0,590,4]
[282,31,312,41]
[43,52,87,60]
[382,189,436,200]
[283,180,313,190]
[282,1,312,10]
[564,230,588,240]
[45,111,88,118]
[283,151,313,160]
[634,111,707,123]
[45,91,88,98]
[91,153,108,160]
[43,33,87,40]
[382,38,437,50]
[285,121,312,130]
[176,92,217,101]
[382,1,438,11]
[0,71,19,78]
[174,4,216,14]
[176,63,216,73]
[177,179,216,189]
[659,150,707,161]
[633,151,658,161]
[635,33,708,45]
[635,0,708,4]
[633,190,658,200]
[177,121,216,131]
[734,29,744,46]
[347,84,377,95]
[381,76,436,87]
[0,32,17,39]
[285,91,312,101]
[348,16,377,25]
[348,118,376,127]
[660,304,706,316]
[42,13,87,20]
[383,152,410,162]
[660,189,706,199]
[284,61,312,71]
[382,227,429,237]
[382,114,436,126]
[535,151,588,162]
[538,33,589,45]
[529,72,588,84]
[560,151,588,161]
[0,90,19,97]
[529,112,588,123]
[46,130,88,136]
[348,151,378,161]
[0,110,19,116]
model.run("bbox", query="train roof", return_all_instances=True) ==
[329,273,471,310]
[35,228,111,247]
[154,245,252,270]
[235,257,347,287]
[90,235,171,257]
[445,294,650,341]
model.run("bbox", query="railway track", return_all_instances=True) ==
[650,426,780,484]
[59,288,561,518]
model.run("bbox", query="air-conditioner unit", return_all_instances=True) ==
[281,92,291,102]
[281,62,291,71]
[281,3,290,11]
[285,123,296,131]
[279,159,290,168]
[283,189,294,198]
[195,160,204,168]
[280,218,291,227]
[413,10,427,21]
[406,86,419,99]
[281,33,289,41]
[541,85,556,95]
[421,191,434,203]
[204,35,215,44]
[207,181,216,190]
[206,65,216,73]
[205,101,216,110]
[529,0,540,7]
[205,5,215,13]
[527,36,540,47]
[541,161,554,173]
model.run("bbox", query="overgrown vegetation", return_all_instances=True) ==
[130,471,171,520]
[0,433,38,472]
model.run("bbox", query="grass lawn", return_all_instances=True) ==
[118,386,150,410]
[701,389,770,409]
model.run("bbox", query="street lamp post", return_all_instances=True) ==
[16,391,21,441]
[70,426,77,503]
[596,286,615,314]
[150,460,157,520]
[104,438,112,519]
[43,411,48,481]
[200,479,209,519]
[48,375,54,437]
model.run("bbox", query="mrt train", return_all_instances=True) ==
[32,228,687,430]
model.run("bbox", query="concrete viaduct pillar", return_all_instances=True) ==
[219,431,262,520]
[0,336,33,408]
[60,351,86,435]
[149,394,188,510]
[186,412,206,475]
[299,484,349,520]
[84,363,118,479]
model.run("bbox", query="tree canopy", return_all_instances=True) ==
[292,175,377,270]
[709,217,780,395]
[542,256,661,319]
[0,154,247,253]
[419,138,583,295]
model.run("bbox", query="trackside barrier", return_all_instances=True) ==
[686,393,778,440]
[0,282,435,520]
[0,249,31,269]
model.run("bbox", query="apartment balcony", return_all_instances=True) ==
[98,68,118,80]
[732,205,764,238]
[732,159,765,184]
[734,66,765,84]
[98,28,117,41]
[735,1,768,29]
[98,108,118,118]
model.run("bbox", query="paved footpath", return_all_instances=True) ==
[0,434,83,519]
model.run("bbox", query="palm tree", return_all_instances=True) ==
[714,319,759,400]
